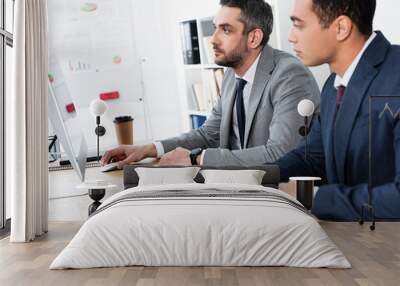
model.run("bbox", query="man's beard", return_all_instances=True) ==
[214,40,250,68]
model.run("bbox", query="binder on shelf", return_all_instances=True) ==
[180,20,201,65]
[203,36,215,64]
[191,114,207,129]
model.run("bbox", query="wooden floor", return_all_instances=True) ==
[0,221,399,286]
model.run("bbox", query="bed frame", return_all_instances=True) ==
[123,164,280,189]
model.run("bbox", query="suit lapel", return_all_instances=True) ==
[244,45,274,147]
[334,32,389,183]
[220,73,237,148]
[323,85,340,182]
[334,64,378,182]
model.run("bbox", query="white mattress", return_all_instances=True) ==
[50,183,351,269]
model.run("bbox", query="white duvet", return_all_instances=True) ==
[50,183,351,269]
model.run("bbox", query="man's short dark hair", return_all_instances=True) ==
[312,0,376,37]
[220,0,273,46]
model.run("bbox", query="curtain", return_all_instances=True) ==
[10,0,48,242]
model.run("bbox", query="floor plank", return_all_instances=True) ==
[0,222,399,286]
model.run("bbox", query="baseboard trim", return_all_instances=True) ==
[0,218,11,239]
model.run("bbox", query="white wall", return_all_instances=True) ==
[131,0,220,134]
[375,0,400,44]
[130,0,188,140]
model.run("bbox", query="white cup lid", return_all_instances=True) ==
[77,180,118,189]
[289,177,322,181]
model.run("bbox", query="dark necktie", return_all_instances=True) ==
[333,85,346,176]
[336,85,346,110]
[236,78,247,149]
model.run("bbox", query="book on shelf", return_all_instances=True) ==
[180,20,201,65]
[192,82,206,111]
[213,69,224,96]
[206,70,219,108]
[191,114,207,129]
[202,36,215,64]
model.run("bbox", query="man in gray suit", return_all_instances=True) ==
[101,0,320,168]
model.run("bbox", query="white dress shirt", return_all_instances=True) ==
[230,53,261,150]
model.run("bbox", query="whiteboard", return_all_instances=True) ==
[48,0,151,155]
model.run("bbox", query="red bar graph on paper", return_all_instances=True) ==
[66,103,75,113]
[100,91,120,101]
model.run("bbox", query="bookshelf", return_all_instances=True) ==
[177,1,279,130]
[178,16,225,130]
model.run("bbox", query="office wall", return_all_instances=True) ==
[375,0,400,44]
[131,0,220,134]
[129,0,220,137]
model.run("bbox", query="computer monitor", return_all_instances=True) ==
[48,80,88,182]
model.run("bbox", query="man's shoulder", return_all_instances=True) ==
[390,44,400,51]
[372,43,400,80]
[385,44,400,63]
[271,48,304,66]
[261,47,320,100]
[267,48,310,76]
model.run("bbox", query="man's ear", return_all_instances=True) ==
[248,28,264,49]
[335,15,353,42]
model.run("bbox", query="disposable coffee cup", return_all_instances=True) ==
[289,177,321,210]
[113,116,134,145]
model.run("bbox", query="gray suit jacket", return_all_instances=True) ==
[161,45,320,166]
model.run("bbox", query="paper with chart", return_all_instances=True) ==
[49,0,135,74]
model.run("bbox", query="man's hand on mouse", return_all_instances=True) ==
[100,144,157,169]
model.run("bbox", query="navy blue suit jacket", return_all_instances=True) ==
[276,32,400,221]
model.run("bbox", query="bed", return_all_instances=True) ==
[50,165,350,269]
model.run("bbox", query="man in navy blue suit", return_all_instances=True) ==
[276,0,400,221]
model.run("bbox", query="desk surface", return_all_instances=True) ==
[49,166,124,221]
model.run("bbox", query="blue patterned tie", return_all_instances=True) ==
[236,78,247,149]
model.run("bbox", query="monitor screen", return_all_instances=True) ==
[48,57,88,181]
